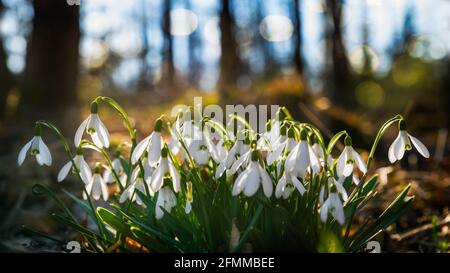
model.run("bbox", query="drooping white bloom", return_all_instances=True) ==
[119,170,152,205]
[267,128,296,165]
[18,129,52,167]
[215,138,250,178]
[275,172,306,199]
[155,186,177,219]
[285,130,320,178]
[149,148,180,193]
[312,142,333,167]
[85,164,109,201]
[131,119,164,167]
[336,136,367,177]
[319,177,349,204]
[257,120,279,152]
[388,122,430,163]
[232,150,273,197]
[320,191,345,225]
[58,149,92,184]
[74,102,110,148]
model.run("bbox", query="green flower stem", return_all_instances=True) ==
[343,115,403,245]
[35,120,108,247]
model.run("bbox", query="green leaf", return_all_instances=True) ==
[349,184,413,252]
[231,204,263,253]
[62,189,95,220]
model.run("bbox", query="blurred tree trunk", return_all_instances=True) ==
[137,0,152,93]
[20,0,80,117]
[161,0,176,93]
[325,0,350,102]
[0,1,14,119]
[293,0,303,75]
[219,0,241,98]
[188,0,201,86]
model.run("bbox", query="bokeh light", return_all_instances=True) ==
[259,15,294,42]
[355,81,385,108]
[169,9,199,36]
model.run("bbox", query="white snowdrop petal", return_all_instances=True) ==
[393,133,405,161]
[148,133,162,165]
[91,132,104,148]
[215,161,227,178]
[57,161,73,182]
[18,139,33,166]
[79,158,92,184]
[320,200,330,223]
[258,165,273,197]
[168,160,180,192]
[97,118,110,148]
[243,163,260,197]
[74,117,89,146]
[291,175,306,196]
[91,175,102,200]
[336,148,347,177]
[408,133,430,158]
[228,151,250,176]
[352,149,367,174]
[131,135,152,164]
[185,201,192,214]
[232,168,250,196]
[38,137,52,166]
[275,175,287,199]
[308,146,321,173]
[388,133,401,163]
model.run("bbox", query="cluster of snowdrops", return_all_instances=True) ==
[17,97,430,252]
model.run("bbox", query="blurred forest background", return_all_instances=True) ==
[0,0,449,252]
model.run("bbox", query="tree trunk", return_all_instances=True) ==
[20,0,80,117]
[293,0,303,75]
[161,0,176,92]
[219,0,241,97]
[325,0,350,100]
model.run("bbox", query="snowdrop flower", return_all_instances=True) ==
[257,120,279,151]
[185,182,193,214]
[85,163,109,201]
[156,186,177,219]
[74,102,110,148]
[285,129,321,178]
[319,177,348,204]
[267,127,296,165]
[103,156,126,186]
[18,125,52,166]
[232,150,273,197]
[131,119,164,167]
[215,137,250,178]
[226,139,253,177]
[57,147,92,184]
[336,135,367,177]
[311,136,333,167]
[149,147,180,193]
[388,120,430,163]
[119,170,152,205]
[275,171,306,199]
[320,186,345,225]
